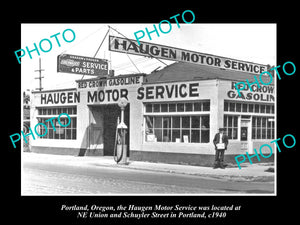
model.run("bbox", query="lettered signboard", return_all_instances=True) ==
[57,54,108,76]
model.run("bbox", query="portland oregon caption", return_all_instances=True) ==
[6,6,298,225]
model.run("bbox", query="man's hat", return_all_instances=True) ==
[219,128,226,131]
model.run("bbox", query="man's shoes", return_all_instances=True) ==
[213,163,219,169]
[219,164,225,169]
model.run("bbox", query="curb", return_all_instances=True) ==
[23,152,275,183]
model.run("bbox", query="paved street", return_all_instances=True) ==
[22,153,274,195]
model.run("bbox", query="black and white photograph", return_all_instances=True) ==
[19,23,277,195]
[6,4,298,222]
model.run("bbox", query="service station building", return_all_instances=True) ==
[30,61,275,166]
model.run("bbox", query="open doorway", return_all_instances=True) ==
[102,104,130,156]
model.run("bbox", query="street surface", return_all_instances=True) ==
[22,156,274,195]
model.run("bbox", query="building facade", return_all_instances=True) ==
[30,62,275,166]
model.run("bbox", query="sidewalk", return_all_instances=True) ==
[22,152,275,182]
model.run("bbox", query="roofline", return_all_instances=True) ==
[32,88,77,94]
[142,77,274,85]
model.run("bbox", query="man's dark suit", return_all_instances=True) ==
[213,132,229,168]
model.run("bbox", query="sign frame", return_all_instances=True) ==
[57,54,109,76]
[109,35,269,75]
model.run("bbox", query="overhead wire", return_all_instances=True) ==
[59,25,106,55]
[108,25,168,67]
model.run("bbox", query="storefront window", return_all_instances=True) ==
[145,101,210,114]
[252,116,274,139]
[144,101,210,143]
[224,101,274,114]
[37,106,77,140]
[224,115,238,140]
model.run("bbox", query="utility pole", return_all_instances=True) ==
[34,58,45,91]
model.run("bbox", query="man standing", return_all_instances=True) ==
[213,128,229,169]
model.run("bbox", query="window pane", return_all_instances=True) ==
[68,107,73,115]
[71,118,77,129]
[72,130,77,139]
[267,128,272,139]
[154,116,162,128]
[177,103,184,112]
[185,103,193,111]
[242,104,248,112]
[201,116,209,129]
[234,116,238,127]
[194,102,201,111]
[255,104,259,113]
[257,128,261,139]
[66,129,72,139]
[145,116,154,133]
[257,117,261,127]
[191,130,200,143]
[203,102,210,111]
[229,103,235,112]
[233,128,238,139]
[252,128,256,139]
[172,129,180,142]
[224,116,227,127]
[182,130,190,143]
[154,129,162,142]
[146,104,152,112]
[169,104,176,112]
[252,117,256,127]
[163,129,171,142]
[261,105,266,113]
[182,116,190,128]
[228,128,232,139]
[262,128,266,139]
[266,105,271,113]
[172,116,180,128]
[153,104,160,112]
[228,116,232,127]
[271,105,274,114]
[249,104,254,112]
[224,101,228,111]
[201,130,209,143]
[191,116,200,128]
[49,128,53,139]
[161,104,168,112]
[163,117,171,129]
[262,117,267,127]
[236,103,241,112]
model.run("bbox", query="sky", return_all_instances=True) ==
[21,23,276,93]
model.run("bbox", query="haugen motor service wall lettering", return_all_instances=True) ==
[40,91,80,105]
[137,83,200,100]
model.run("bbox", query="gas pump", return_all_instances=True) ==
[113,97,128,164]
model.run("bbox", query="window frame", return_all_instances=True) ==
[144,101,210,144]
[36,106,77,140]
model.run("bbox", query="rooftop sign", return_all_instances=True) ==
[109,35,268,75]
[57,54,108,76]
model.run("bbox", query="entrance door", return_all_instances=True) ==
[103,104,129,156]
[240,120,250,151]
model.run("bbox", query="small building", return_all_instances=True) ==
[30,62,275,166]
